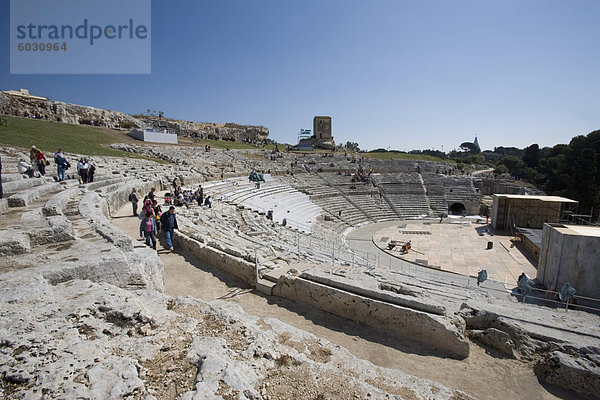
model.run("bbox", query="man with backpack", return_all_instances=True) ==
[54,148,69,182]
[160,206,178,251]
[129,188,139,216]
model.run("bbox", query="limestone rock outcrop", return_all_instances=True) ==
[0,92,269,143]
[139,117,269,142]
[0,275,471,399]
[0,92,142,130]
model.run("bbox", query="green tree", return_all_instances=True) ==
[494,164,509,175]
[345,141,360,152]
[522,144,540,168]
[459,142,481,155]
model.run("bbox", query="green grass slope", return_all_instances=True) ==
[0,115,163,162]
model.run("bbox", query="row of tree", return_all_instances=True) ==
[455,132,599,218]
[490,131,600,218]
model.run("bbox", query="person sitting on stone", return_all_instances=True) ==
[203,195,212,208]
[176,192,190,209]
[17,159,35,178]
[163,192,173,206]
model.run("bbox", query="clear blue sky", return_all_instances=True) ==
[2,0,599,152]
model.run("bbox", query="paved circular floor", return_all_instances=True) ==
[344,218,538,296]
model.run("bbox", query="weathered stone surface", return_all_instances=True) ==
[7,182,61,207]
[175,231,257,286]
[0,92,269,142]
[0,274,471,399]
[139,116,269,142]
[302,269,446,315]
[1,173,23,183]
[273,273,470,359]
[0,230,31,255]
[467,328,516,358]
[534,350,600,399]
[2,177,48,194]
[27,215,76,246]
[0,92,142,129]
[0,198,8,214]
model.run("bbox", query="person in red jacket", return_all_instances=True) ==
[34,149,47,176]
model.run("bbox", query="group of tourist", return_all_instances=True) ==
[75,156,96,183]
[15,146,97,184]
[130,186,180,252]
[172,178,208,208]
[28,145,48,176]
[16,146,49,178]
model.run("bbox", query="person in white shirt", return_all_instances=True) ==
[76,157,89,183]
[17,160,34,178]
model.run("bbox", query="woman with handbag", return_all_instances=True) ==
[34,149,47,176]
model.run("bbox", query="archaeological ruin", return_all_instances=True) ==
[1,107,599,399]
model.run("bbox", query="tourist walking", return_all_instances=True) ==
[160,206,178,251]
[29,146,39,175]
[139,210,157,250]
[152,200,162,231]
[54,148,69,182]
[34,148,47,176]
[139,200,155,220]
[146,187,156,202]
[129,188,139,216]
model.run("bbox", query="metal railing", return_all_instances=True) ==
[187,195,600,314]
[513,286,600,313]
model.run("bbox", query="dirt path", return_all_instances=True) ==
[111,203,582,400]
